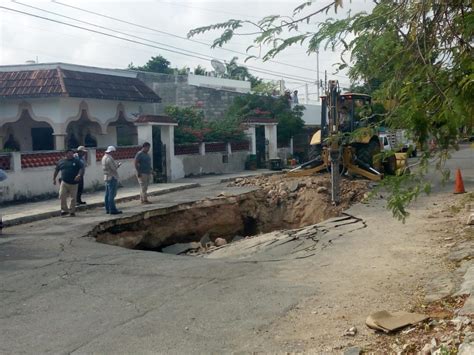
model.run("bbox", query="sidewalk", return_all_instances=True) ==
[1,169,275,227]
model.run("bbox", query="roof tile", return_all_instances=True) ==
[0,67,161,102]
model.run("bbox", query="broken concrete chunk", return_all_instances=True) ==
[200,233,211,247]
[366,310,428,333]
[343,326,357,336]
[317,186,328,193]
[214,237,227,247]
[288,181,300,192]
[343,346,361,355]
[467,213,474,225]
[458,343,474,355]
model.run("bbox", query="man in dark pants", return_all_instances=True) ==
[101,146,122,215]
[53,149,84,216]
[134,142,153,204]
[75,146,88,205]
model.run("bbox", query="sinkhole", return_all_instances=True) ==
[91,176,369,255]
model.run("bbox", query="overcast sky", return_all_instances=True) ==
[0,0,374,102]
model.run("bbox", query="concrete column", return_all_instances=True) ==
[199,142,205,156]
[88,148,96,167]
[227,142,232,155]
[53,134,66,151]
[160,125,175,180]
[245,126,256,155]
[264,124,278,159]
[11,151,22,172]
[137,124,154,167]
[290,137,294,155]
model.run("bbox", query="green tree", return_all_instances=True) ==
[128,55,174,74]
[225,57,262,88]
[165,106,245,144]
[225,93,305,145]
[189,1,473,220]
[252,80,279,95]
[194,65,207,75]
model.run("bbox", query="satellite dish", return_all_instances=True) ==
[211,59,226,76]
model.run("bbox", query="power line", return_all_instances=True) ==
[154,0,263,20]
[3,4,322,84]
[51,0,348,79]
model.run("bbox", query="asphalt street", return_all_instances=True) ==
[0,146,472,354]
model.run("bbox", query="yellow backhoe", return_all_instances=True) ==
[288,80,406,204]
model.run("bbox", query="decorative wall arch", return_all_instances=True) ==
[63,101,108,135]
[2,108,56,151]
[103,102,136,129]
[0,101,60,134]
[65,104,104,148]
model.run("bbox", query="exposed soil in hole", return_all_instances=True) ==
[95,175,370,253]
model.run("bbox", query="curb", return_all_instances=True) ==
[3,183,200,227]
[219,170,284,183]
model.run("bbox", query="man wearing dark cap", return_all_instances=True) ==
[53,149,84,216]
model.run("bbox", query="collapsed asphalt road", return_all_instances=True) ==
[0,146,472,354]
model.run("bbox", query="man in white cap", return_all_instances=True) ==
[101,146,122,214]
[75,146,88,205]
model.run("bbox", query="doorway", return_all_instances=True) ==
[255,126,267,168]
[31,127,54,151]
[152,126,167,182]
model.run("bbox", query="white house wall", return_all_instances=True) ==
[0,152,138,202]
[172,151,248,180]
[1,97,154,149]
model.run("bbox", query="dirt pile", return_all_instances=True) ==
[229,174,370,229]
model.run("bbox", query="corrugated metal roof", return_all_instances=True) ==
[0,67,161,103]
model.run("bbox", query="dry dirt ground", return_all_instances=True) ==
[206,178,474,354]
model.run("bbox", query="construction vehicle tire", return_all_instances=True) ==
[308,144,323,161]
[383,155,397,175]
[306,144,324,168]
[354,138,380,168]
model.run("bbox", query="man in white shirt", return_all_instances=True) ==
[101,146,122,215]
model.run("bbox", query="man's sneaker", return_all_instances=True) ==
[77,201,86,205]
[69,213,76,217]
[110,210,123,215]
[60,211,68,216]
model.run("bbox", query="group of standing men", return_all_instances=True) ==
[53,142,153,216]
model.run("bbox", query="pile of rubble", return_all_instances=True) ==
[365,295,473,354]
[162,233,246,256]
[230,174,370,228]
[161,174,370,256]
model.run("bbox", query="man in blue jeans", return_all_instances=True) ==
[101,146,122,214]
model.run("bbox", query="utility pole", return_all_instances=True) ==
[316,49,320,100]
[305,83,309,104]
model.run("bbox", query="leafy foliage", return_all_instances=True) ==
[128,56,206,76]
[128,55,174,74]
[194,65,207,75]
[224,57,262,88]
[225,93,305,145]
[188,0,473,220]
[165,106,245,144]
[251,80,279,95]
